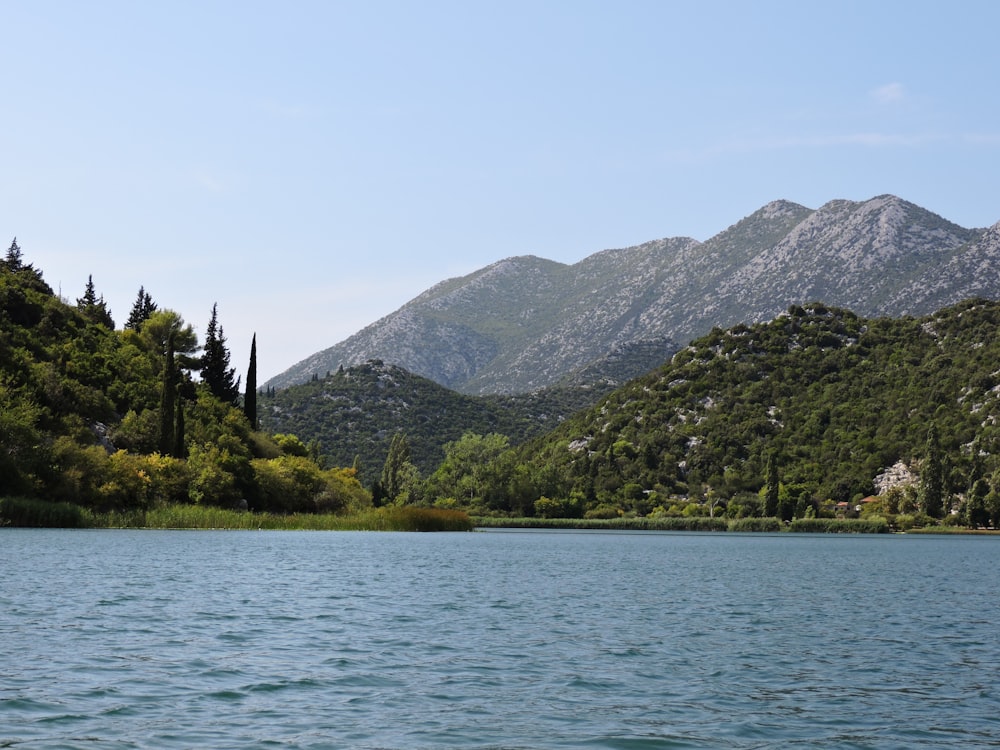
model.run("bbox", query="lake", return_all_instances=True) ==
[2,528,999,749]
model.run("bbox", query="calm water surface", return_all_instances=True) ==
[2,528,999,749]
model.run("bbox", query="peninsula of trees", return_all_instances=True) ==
[0,239,368,517]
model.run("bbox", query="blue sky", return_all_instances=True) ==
[3,1,998,382]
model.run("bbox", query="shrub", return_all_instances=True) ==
[788,517,890,533]
[728,517,783,532]
[584,503,621,519]
[0,496,90,527]
[894,512,936,531]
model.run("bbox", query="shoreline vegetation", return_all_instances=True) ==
[0,497,475,532]
[3,496,997,534]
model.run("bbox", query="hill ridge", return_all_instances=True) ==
[266,194,995,394]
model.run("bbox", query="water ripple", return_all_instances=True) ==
[2,530,1000,748]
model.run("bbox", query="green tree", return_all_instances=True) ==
[174,390,186,458]
[986,469,1000,528]
[76,275,114,328]
[158,334,177,455]
[140,310,198,365]
[424,432,510,506]
[200,303,240,405]
[0,380,43,494]
[125,286,157,331]
[966,478,990,529]
[763,452,780,517]
[380,432,414,503]
[4,237,22,270]
[919,423,944,518]
[244,333,258,429]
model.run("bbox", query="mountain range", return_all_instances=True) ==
[265,195,999,394]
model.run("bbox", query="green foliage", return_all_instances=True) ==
[472,516,731,531]
[253,454,332,513]
[1,499,471,531]
[424,432,510,508]
[466,300,1000,523]
[200,303,240,406]
[919,423,944,518]
[0,496,91,527]
[244,333,258,429]
[76,275,115,328]
[271,432,308,456]
[0,251,369,518]
[787,517,890,533]
[727,517,783,533]
[258,360,605,483]
[124,286,157,331]
[893,513,937,531]
[380,432,416,503]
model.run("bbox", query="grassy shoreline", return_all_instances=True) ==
[0,497,474,532]
[5,497,996,534]
[473,516,887,533]
[473,516,1000,534]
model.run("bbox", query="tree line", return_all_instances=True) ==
[0,238,367,515]
[360,300,1000,530]
[9,234,1000,531]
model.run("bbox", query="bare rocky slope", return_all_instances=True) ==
[266,195,996,394]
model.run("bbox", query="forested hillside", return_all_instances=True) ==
[416,299,1000,527]
[258,360,608,484]
[0,240,368,517]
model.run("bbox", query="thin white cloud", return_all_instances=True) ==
[871,82,905,104]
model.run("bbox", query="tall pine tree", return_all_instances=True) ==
[244,333,258,430]
[4,237,22,270]
[200,303,240,405]
[125,286,158,331]
[76,275,115,328]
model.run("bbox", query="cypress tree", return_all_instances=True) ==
[244,334,258,429]
[174,388,186,458]
[763,452,780,517]
[967,478,989,529]
[920,423,944,518]
[159,334,176,455]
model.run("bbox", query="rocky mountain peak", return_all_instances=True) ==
[266,195,998,394]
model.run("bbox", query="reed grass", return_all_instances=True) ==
[726,517,784,533]
[472,516,730,531]
[787,517,890,534]
[0,496,90,528]
[1,499,473,532]
[474,515,890,533]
